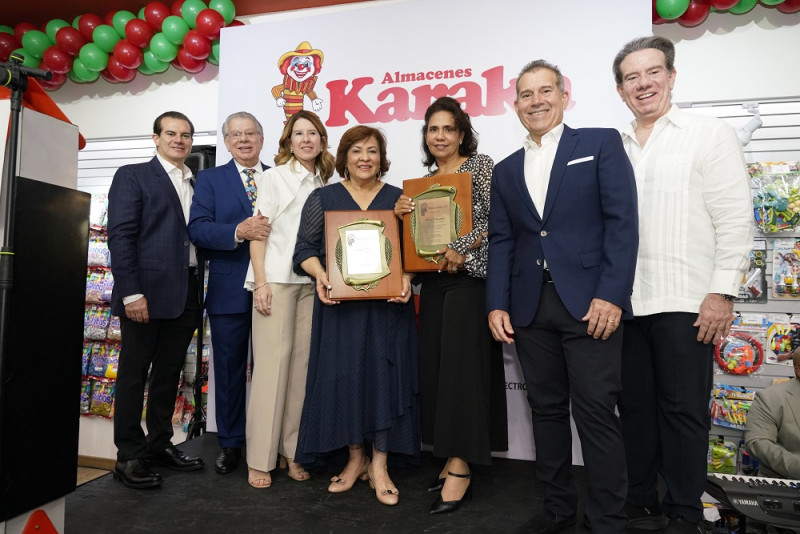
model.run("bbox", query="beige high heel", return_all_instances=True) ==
[328,457,370,493]
[368,467,399,506]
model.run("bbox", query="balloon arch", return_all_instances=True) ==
[0,0,243,90]
[654,0,800,26]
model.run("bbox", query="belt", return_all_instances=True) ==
[542,268,553,283]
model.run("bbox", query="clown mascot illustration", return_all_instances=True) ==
[271,41,324,122]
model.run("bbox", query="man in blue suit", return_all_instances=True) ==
[487,60,638,534]
[108,111,205,489]
[188,111,271,474]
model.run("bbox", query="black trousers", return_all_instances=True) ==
[619,312,713,524]
[514,283,627,533]
[114,273,201,461]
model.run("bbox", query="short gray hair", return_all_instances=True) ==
[612,36,675,86]
[222,111,264,137]
[516,60,565,96]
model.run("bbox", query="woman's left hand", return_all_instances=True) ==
[388,274,413,304]
[436,247,465,274]
[254,283,273,316]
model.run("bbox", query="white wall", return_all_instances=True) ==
[50,4,800,140]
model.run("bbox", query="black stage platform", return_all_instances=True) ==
[66,432,590,533]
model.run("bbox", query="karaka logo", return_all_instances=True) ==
[271,41,325,123]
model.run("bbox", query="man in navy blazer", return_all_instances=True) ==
[188,111,271,474]
[108,111,205,489]
[487,61,638,534]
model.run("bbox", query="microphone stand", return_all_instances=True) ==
[0,53,53,484]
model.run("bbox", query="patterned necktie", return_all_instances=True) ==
[243,168,257,208]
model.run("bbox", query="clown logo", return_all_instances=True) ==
[271,41,324,123]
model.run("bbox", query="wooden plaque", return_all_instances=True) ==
[324,210,404,301]
[401,172,473,272]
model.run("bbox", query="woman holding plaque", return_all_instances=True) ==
[394,96,508,514]
[292,125,418,506]
[245,110,335,488]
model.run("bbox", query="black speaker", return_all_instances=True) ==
[185,145,217,176]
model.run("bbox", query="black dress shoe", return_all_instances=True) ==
[149,444,204,472]
[215,447,241,474]
[516,512,577,534]
[427,475,446,492]
[626,502,669,530]
[429,472,472,515]
[113,458,163,489]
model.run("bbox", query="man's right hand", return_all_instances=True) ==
[488,309,515,344]
[125,297,149,324]
[236,210,271,241]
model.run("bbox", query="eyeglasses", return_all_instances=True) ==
[227,130,261,140]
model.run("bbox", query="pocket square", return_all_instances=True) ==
[567,156,594,166]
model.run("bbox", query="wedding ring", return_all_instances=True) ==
[607,319,616,324]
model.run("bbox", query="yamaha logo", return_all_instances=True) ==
[732,498,759,507]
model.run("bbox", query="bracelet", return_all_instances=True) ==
[254,282,268,291]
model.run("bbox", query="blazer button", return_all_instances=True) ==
[540,230,548,237]
[536,259,542,266]
[184,241,189,246]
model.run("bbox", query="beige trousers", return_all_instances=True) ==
[245,282,314,472]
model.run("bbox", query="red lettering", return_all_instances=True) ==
[481,66,516,116]
[325,77,376,127]
[374,87,412,122]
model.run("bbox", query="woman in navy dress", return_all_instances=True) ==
[293,125,418,506]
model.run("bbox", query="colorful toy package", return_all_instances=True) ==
[735,238,767,303]
[87,233,110,268]
[715,318,766,376]
[90,380,115,418]
[772,238,800,298]
[710,384,754,431]
[707,437,738,474]
[765,313,799,365]
[749,161,800,233]
[84,304,111,340]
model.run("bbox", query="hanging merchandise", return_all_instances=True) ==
[765,314,799,365]
[710,384,754,431]
[749,162,800,234]
[735,238,767,303]
[772,238,800,298]
[714,318,766,376]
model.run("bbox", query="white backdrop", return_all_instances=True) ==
[215,0,651,461]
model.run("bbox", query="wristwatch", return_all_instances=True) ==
[715,293,735,302]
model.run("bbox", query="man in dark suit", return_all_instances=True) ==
[487,60,638,534]
[108,111,205,489]
[188,111,271,474]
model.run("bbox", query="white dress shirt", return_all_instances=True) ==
[245,159,323,287]
[619,105,753,316]
[233,161,265,243]
[523,123,564,216]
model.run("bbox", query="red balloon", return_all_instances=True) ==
[227,19,245,28]
[100,68,121,83]
[171,0,185,17]
[107,56,136,82]
[113,39,143,69]
[104,11,118,28]
[39,71,67,91]
[144,2,171,32]
[183,29,211,60]
[41,45,73,74]
[14,22,37,43]
[709,0,738,8]
[777,0,800,12]
[679,0,710,26]
[0,32,21,63]
[171,57,185,71]
[195,8,225,39]
[77,14,104,42]
[176,46,205,73]
[55,26,86,56]
[125,19,154,48]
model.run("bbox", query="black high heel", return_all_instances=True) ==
[427,475,445,492]
[428,471,472,514]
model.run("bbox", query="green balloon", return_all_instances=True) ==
[45,19,70,43]
[10,48,40,67]
[208,0,236,25]
[143,47,170,72]
[182,0,207,29]
[138,62,156,75]
[72,15,81,30]
[92,25,121,53]
[21,30,52,59]
[728,0,758,13]
[209,39,220,64]
[71,56,100,82]
[655,0,690,19]
[161,16,190,45]
[79,43,109,71]
[0,25,15,35]
[759,0,784,4]
[149,33,178,62]
[112,10,136,37]
[138,7,146,19]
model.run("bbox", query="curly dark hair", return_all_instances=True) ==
[334,125,391,179]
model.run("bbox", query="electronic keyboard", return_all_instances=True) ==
[706,473,800,528]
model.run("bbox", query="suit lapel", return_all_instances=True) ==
[224,159,253,214]
[509,149,541,222]
[542,125,577,223]
[150,157,186,225]
[786,379,800,430]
